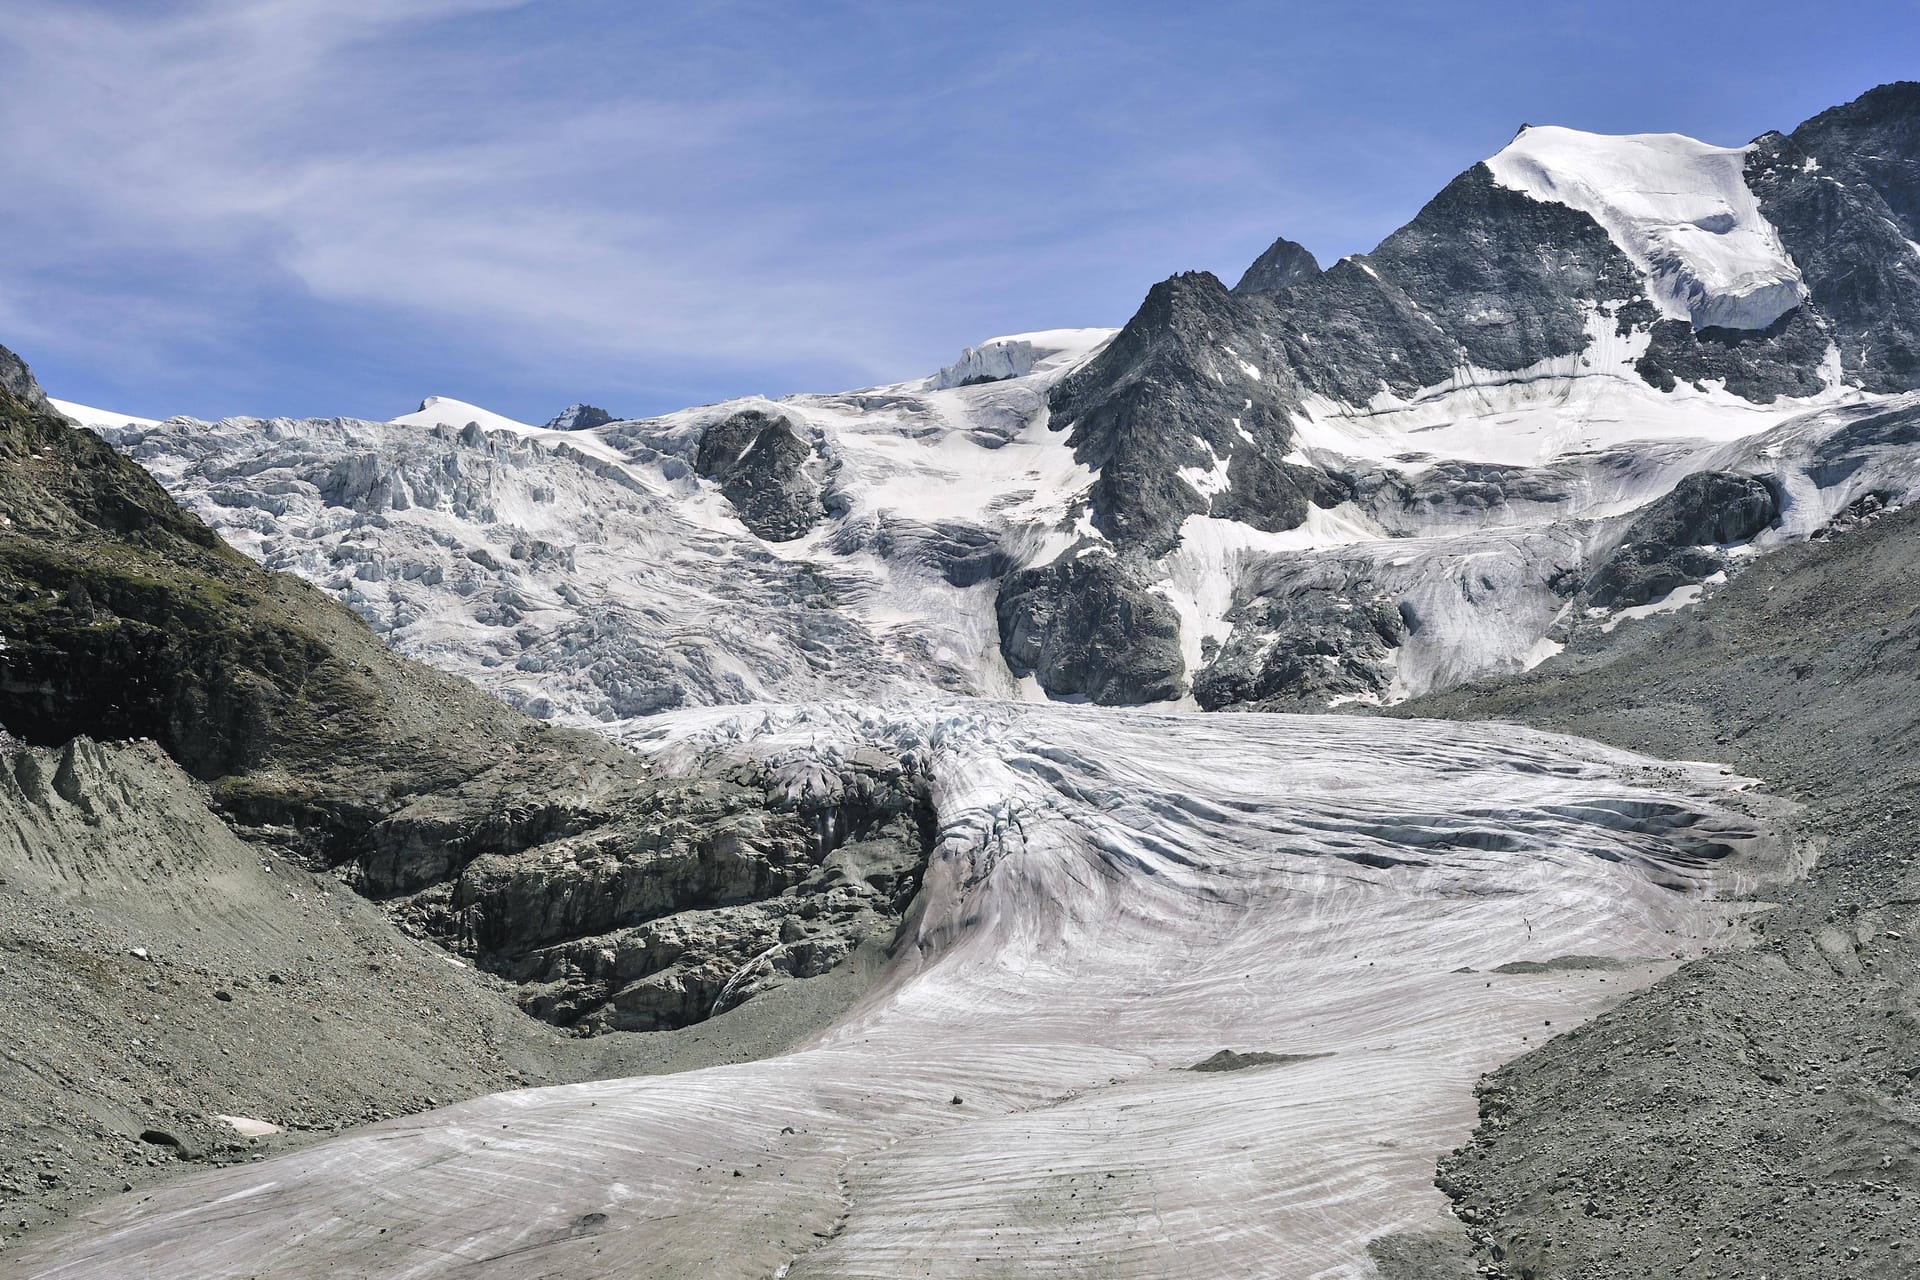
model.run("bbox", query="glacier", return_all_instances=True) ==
[13,702,1792,1279]
[1486,126,1807,332]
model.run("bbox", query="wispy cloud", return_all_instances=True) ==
[0,0,1409,413]
[5,0,1908,419]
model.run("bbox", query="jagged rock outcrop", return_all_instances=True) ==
[0,341,52,415]
[1233,235,1321,293]
[1748,82,1920,394]
[996,552,1184,704]
[1587,471,1778,606]
[1193,580,1404,709]
[1048,271,1322,555]
[543,403,614,431]
[695,408,828,541]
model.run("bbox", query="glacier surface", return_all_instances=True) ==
[15,702,1791,1279]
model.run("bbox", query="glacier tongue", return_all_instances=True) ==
[1486,125,1807,331]
[13,701,1792,1280]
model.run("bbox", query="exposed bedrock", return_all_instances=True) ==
[1354,164,1649,377]
[1048,271,1316,555]
[1587,471,1779,607]
[542,403,614,431]
[694,408,828,541]
[1233,234,1322,294]
[995,552,1185,704]
[1749,82,1920,394]
[1633,307,1834,403]
[424,749,933,1033]
[1194,575,1405,710]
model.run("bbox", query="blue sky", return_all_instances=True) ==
[2,0,1914,423]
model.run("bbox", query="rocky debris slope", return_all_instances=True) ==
[1404,501,1920,1279]
[10,700,1793,1280]
[74,85,1920,718]
[0,735,554,1242]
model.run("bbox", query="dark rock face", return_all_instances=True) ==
[0,342,52,415]
[543,403,614,431]
[1586,471,1778,607]
[1049,272,1311,556]
[996,553,1184,704]
[441,752,931,1032]
[1748,85,1920,394]
[1360,165,1648,377]
[1789,81,1920,246]
[695,409,826,541]
[1633,309,1833,403]
[1193,579,1404,709]
[1234,236,1321,293]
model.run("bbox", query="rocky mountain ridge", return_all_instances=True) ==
[66,83,1920,723]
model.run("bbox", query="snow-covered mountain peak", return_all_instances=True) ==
[543,403,614,432]
[1485,124,1807,331]
[391,395,532,434]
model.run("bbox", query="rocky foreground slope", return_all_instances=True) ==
[1406,499,1920,1280]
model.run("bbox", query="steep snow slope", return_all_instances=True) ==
[1487,126,1807,331]
[14,702,1792,1280]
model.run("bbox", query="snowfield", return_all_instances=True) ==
[14,702,1792,1279]
[1486,126,1807,331]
